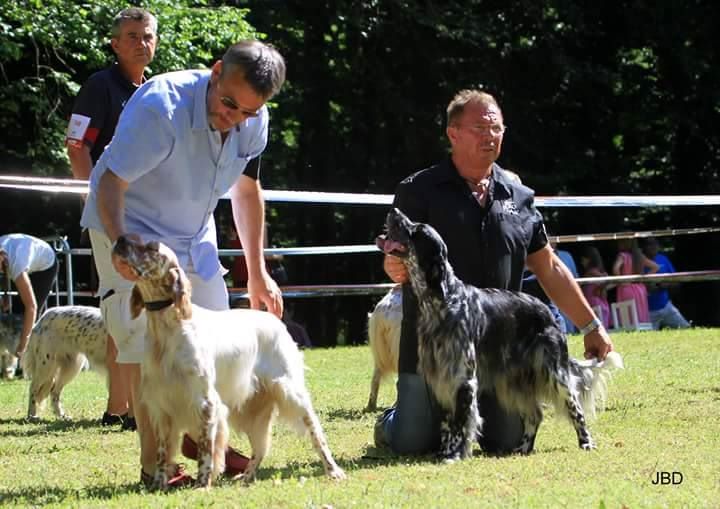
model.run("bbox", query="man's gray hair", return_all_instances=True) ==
[111,7,158,38]
[446,90,502,126]
[221,40,286,100]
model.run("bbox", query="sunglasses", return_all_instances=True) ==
[219,95,260,118]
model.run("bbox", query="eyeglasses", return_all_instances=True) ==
[219,95,260,118]
[456,123,507,137]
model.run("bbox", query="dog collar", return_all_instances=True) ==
[144,299,174,312]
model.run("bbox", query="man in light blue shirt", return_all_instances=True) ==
[81,40,286,488]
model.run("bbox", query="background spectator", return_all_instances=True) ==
[641,237,691,329]
[0,234,58,361]
[612,238,659,323]
[579,245,612,329]
[552,242,579,333]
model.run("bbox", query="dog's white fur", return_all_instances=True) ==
[366,286,401,410]
[21,306,106,419]
[114,237,346,489]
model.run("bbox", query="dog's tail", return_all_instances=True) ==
[569,351,624,419]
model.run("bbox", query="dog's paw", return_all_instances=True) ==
[232,470,256,485]
[327,466,347,480]
[438,450,462,464]
[152,472,168,492]
[580,441,597,450]
[25,415,40,423]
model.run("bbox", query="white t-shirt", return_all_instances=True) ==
[0,234,56,281]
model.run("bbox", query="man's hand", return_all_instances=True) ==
[584,327,613,360]
[15,335,30,359]
[384,255,408,284]
[111,233,142,282]
[247,272,284,318]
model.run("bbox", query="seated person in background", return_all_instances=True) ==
[612,238,659,323]
[552,242,579,333]
[641,237,690,329]
[521,270,566,332]
[579,245,612,329]
[228,225,287,287]
[0,234,59,360]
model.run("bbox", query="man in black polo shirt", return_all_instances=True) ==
[66,7,158,178]
[65,7,158,432]
[376,89,614,455]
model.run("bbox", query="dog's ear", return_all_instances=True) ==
[427,259,449,300]
[130,286,145,319]
[169,267,192,320]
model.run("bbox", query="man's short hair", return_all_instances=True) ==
[111,7,158,38]
[446,90,502,126]
[221,40,286,100]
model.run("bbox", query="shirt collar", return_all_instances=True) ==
[439,158,513,202]
[110,62,146,90]
[192,72,213,131]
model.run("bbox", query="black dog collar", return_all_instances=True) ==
[144,299,174,312]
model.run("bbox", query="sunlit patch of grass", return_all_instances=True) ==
[0,328,718,507]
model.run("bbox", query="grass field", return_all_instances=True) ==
[1,328,718,508]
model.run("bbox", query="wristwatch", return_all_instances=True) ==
[579,317,603,336]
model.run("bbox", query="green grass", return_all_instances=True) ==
[1,328,719,508]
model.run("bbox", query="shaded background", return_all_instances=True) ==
[1,0,719,344]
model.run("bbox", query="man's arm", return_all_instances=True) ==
[67,144,93,181]
[97,170,129,243]
[96,169,141,282]
[527,244,613,360]
[229,174,283,318]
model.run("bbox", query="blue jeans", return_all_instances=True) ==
[375,373,525,455]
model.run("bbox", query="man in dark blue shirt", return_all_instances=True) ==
[642,237,690,329]
[376,90,613,455]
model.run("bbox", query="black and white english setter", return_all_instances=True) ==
[112,236,346,489]
[377,208,623,461]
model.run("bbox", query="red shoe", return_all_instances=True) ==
[140,464,195,490]
[181,434,249,477]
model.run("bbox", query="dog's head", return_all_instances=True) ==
[0,314,21,353]
[376,208,452,299]
[112,236,192,319]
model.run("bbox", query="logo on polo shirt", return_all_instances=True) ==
[500,199,519,215]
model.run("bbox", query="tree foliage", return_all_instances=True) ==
[0,0,257,173]
[1,1,719,340]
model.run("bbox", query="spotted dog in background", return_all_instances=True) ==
[0,314,22,378]
[22,306,107,419]
[377,208,623,461]
[366,285,401,411]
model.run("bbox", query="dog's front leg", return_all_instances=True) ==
[439,380,478,461]
[152,416,172,491]
[195,399,219,489]
[366,368,382,411]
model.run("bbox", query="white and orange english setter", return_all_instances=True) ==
[112,236,345,489]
